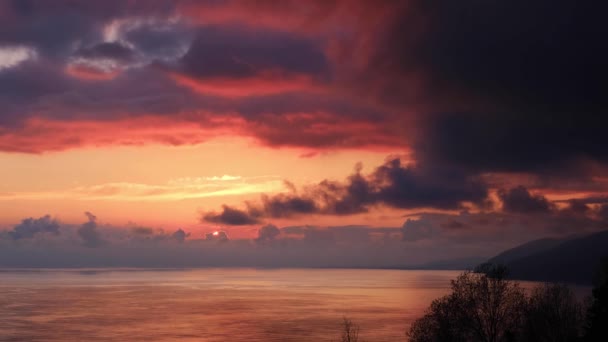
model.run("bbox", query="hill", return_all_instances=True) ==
[483,230,608,285]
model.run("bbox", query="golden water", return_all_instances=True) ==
[0,268,465,341]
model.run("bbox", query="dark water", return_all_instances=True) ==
[0,268,585,341]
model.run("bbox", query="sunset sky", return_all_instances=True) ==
[0,0,606,267]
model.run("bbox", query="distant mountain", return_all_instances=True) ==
[488,237,565,265]
[483,230,608,285]
[418,256,487,270]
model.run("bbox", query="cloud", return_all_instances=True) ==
[561,199,591,216]
[498,186,553,214]
[73,42,134,62]
[177,26,328,79]
[77,211,104,247]
[7,215,60,240]
[440,219,469,230]
[131,227,154,235]
[0,0,607,214]
[202,205,260,225]
[0,0,395,154]
[123,22,193,60]
[172,228,190,243]
[364,0,608,180]
[205,230,229,242]
[0,176,284,201]
[255,224,280,243]
[599,205,608,221]
[0,46,37,70]
[0,0,604,166]
[401,218,437,242]
[1,209,606,268]
[202,158,489,224]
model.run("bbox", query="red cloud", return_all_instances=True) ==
[0,110,404,154]
[65,64,121,81]
[168,71,319,98]
[0,116,239,153]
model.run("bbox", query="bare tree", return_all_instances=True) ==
[523,283,583,342]
[584,258,608,341]
[339,317,360,342]
[408,270,526,342]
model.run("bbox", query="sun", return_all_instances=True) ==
[212,231,219,236]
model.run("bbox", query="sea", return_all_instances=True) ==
[0,268,591,341]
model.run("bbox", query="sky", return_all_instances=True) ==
[0,0,607,267]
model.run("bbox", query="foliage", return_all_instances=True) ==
[523,283,584,342]
[407,262,608,342]
[584,258,608,341]
[408,271,526,342]
[339,317,361,342]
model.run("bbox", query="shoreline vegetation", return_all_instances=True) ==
[339,262,608,342]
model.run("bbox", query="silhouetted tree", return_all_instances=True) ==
[584,258,608,341]
[339,317,360,342]
[408,271,526,342]
[523,283,583,342]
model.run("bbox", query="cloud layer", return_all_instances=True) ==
[2,206,606,268]
[1,1,607,249]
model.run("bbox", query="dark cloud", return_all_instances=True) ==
[178,26,328,79]
[202,205,260,225]
[281,225,314,235]
[172,228,190,243]
[202,158,489,224]
[74,42,134,62]
[365,0,608,178]
[255,224,280,243]
[132,227,154,235]
[440,219,468,230]
[0,0,606,215]
[415,1,606,113]
[556,196,608,205]
[0,0,605,170]
[598,205,608,221]
[401,218,436,242]
[419,113,608,175]
[0,1,176,60]
[301,228,335,244]
[7,215,60,240]
[371,159,488,210]
[77,211,104,248]
[124,23,193,60]
[1,211,605,268]
[258,195,318,218]
[562,199,591,216]
[0,61,72,110]
[498,186,553,214]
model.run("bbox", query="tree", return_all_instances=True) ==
[408,271,527,342]
[523,283,583,342]
[339,317,360,342]
[584,258,608,341]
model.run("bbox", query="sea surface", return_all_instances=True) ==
[0,268,590,341]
